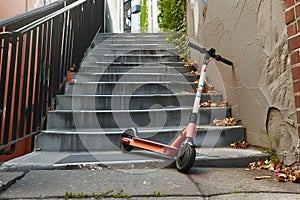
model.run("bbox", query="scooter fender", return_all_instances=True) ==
[177,137,196,158]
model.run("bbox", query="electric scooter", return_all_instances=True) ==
[120,41,233,173]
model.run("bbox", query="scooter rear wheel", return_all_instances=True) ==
[121,142,134,153]
[120,128,136,153]
[176,145,196,173]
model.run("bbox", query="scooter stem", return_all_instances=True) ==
[193,63,208,113]
[186,54,210,139]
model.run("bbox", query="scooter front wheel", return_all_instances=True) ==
[176,145,196,173]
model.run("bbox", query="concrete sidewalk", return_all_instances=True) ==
[0,147,269,171]
[1,167,300,199]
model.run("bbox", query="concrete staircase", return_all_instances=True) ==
[37,33,245,152]
[1,33,269,171]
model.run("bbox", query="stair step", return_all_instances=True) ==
[95,33,169,41]
[65,82,197,95]
[83,54,181,63]
[36,126,245,151]
[46,107,231,129]
[80,61,186,67]
[0,147,268,171]
[91,48,178,55]
[71,73,198,82]
[96,39,169,45]
[55,94,224,110]
[97,35,168,40]
[96,32,168,37]
[77,66,194,74]
[93,44,175,49]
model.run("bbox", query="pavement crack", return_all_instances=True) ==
[0,171,27,195]
[186,173,205,195]
[205,191,300,198]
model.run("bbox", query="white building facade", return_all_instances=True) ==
[125,0,160,33]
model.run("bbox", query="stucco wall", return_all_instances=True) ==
[187,0,300,164]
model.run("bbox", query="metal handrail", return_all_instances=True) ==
[0,0,104,156]
[14,0,87,34]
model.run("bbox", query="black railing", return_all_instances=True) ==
[0,0,104,155]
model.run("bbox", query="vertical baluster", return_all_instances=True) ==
[3,37,17,145]
[0,37,9,146]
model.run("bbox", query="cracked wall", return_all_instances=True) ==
[187,0,299,164]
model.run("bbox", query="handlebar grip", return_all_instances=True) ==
[217,55,233,66]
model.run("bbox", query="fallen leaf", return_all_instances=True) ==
[255,175,272,180]
[184,60,197,68]
[230,141,249,149]
[248,160,300,184]
[276,177,287,182]
[292,170,300,183]
[185,70,200,75]
[211,117,237,126]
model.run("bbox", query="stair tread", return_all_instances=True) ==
[49,106,230,112]
[67,81,196,83]
[74,72,196,75]
[80,63,186,66]
[43,125,244,134]
[79,65,189,68]
[89,61,185,64]
[0,147,268,171]
[58,93,193,97]
[90,53,176,56]
[56,93,219,97]
[93,47,176,50]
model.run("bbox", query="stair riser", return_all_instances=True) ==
[94,44,175,49]
[46,108,231,129]
[78,66,192,74]
[97,40,169,45]
[95,39,168,43]
[65,82,197,95]
[56,94,223,110]
[91,49,178,55]
[35,133,120,151]
[36,127,245,151]
[96,33,168,39]
[72,74,198,82]
[80,62,186,67]
[132,127,246,148]
[83,55,181,63]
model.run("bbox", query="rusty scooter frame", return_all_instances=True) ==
[120,41,233,173]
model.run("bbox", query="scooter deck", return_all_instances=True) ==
[121,137,178,157]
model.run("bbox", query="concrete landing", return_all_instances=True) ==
[0,148,269,172]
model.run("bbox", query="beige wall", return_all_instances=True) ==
[0,0,58,21]
[106,0,123,32]
[187,0,299,164]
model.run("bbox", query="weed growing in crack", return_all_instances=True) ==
[65,188,131,199]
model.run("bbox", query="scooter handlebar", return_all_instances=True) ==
[188,41,233,66]
[188,42,207,54]
[216,55,233,66]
